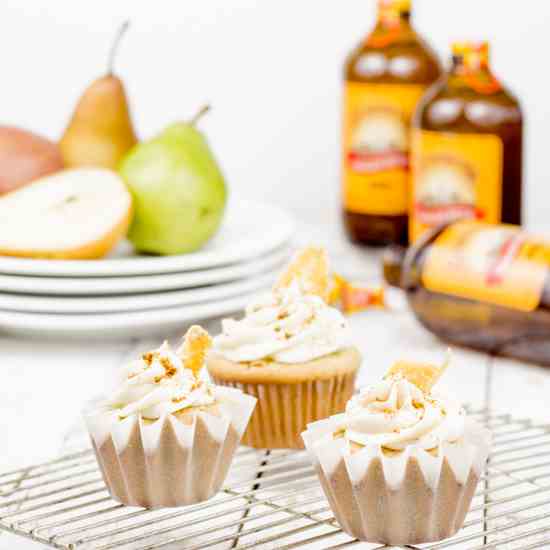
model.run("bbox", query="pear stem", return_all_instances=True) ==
[108,20,130,75]
[189,104,211,126]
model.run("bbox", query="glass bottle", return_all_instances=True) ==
[342,0,441,246]
[384,220,550,367]
[410,41,523,242]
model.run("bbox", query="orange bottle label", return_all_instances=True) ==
[342,82,426,216]
[422,220,550,312]
[410,129,503,242]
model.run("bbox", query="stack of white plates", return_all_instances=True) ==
[0,199,294,338]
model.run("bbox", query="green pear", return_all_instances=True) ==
[119,106,227,255]
[59,21,137,170]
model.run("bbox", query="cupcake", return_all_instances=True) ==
[302,356,491,546]
[207,247,362,449]
[84,326,256,509]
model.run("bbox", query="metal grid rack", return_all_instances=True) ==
[0,408,549,549]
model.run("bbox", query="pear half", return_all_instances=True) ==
[0,168,132,259]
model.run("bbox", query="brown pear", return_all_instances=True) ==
[0,126,63,194]
[59,21,137,169]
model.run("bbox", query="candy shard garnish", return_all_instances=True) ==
[385,350,451,393]
[179,325,212,377]
[340,282,385,313]
[328,273,346,305]
[275,247,330,302]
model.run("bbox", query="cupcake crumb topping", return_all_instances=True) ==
[213,247,352,364]
[214,282,350,364]
[108,326,216,420]
[341,355,465,452]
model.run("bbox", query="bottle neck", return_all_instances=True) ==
[377,2,411,28]
[367,1,412,48]
[450,53,489,76]
[383,245,407,288]
[448,51,501,94]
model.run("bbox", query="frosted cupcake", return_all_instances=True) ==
[207,248,362,449]
[84,326,256,509]
[302,357,491,545]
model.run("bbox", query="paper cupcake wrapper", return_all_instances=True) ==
[83,387,256,509]
[211,371,357,449]
[302,417,491,545]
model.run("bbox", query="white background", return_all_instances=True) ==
[0,0,545,230]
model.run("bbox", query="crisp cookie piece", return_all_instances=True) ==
[386,353,450,393]
[180,325,212,377]
[275,247,330,302]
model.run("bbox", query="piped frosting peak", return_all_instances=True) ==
[214,247,351,363]
[108,326,215,420]
[302,355,491,489]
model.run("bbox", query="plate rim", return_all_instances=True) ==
[0,272,274,313]
[0,246,290,295]
[0,291,254,335]
[0,199,294,277]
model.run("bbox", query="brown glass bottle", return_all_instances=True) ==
[410,42,523,243]
[384,220,550,367]
[342,0,441,247]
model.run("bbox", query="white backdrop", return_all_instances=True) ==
[0,0,545,229]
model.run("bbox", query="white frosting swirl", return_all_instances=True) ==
[343,374,465,451]
[108,341,215,420]
[213,283,350,363]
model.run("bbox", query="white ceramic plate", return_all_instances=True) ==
[0,246,290,296]
[0,272,275,313]
[0,198,294,277]
[0,292,256,339]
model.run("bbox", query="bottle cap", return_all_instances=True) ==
[451,41,490,70]
[370,0,411,48]
[451,41,501,94]
[379,0,411,13]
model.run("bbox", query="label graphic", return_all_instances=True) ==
[410,130,503,241]
[422,220,550,312]
[343,82,426,216]
[348,107,408,172]
[414,155,481,226]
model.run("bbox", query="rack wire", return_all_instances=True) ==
[0,408,549,549]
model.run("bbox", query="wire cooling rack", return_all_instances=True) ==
[0,408,549,550]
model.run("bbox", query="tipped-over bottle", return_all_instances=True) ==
[384,220,550,366]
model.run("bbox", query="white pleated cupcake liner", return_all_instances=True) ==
[211,371,357,449]
[84,387,256,509]
[302,416,491,545]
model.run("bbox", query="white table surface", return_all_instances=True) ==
[1,224,549,550]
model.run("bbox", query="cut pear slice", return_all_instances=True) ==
[385,351,451,393]
[0,168,132,259]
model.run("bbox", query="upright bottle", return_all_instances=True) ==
[410,41,523,243]
[342,0,441,246]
